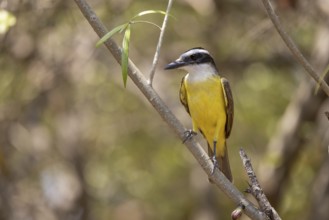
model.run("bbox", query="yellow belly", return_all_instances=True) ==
[185,76,227,155]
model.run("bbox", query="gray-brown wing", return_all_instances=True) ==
[179,75,190,115]
[221,78,234,138]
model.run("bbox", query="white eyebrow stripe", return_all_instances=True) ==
[182,49,210,57]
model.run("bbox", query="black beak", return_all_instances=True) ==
[164,60,186,70]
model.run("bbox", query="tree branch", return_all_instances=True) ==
[240,148,281,220]
[259,24,329,207]
[148,0,173,86]
[74,0,270,219]
[260,0,329,97]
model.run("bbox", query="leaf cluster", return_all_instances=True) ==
[96,10,169,87]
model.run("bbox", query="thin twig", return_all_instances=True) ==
[260,0,329,97]
[74,0,269,219]
[239,148,281,220]
[148,0,173,86]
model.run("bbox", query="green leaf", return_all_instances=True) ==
[121,24,131,87]
[131,20,161,30]
[96,23,127,47]
[131,10,173,20]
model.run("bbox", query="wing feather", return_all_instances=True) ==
[221,78,234,138]
[179,75,190,115]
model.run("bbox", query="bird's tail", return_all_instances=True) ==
[208,142,233,182]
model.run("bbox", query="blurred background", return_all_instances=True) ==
[1,0,329,219]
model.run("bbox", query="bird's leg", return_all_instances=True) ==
[183,130,197,143]
[211,140,219,175]
[183,120,198,143]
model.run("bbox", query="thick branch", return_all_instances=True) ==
[260,0,329,96]
[74,0,268,219]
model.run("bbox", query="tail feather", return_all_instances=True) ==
[218,145,233,182]
[208,142,233,182]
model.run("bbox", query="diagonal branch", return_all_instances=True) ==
[260,0,329,97]
[240,148,281,220]
[148,0,173,86]
[74,0,269,219]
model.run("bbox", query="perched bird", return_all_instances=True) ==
[164,47,234,182]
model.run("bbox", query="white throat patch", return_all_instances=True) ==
[184,63,218,83]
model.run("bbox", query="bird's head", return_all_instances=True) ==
[164,47,218,75]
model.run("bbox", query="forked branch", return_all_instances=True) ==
[240,148,281,220]
[148,0,173,86]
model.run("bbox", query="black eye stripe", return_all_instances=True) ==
[180,52,216,69]
[182,53,205,62]
[184,52,211,63]
[190,53,203,60]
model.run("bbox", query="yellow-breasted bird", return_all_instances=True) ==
[164,47,234,182]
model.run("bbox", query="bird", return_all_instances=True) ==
[164,47,234,182]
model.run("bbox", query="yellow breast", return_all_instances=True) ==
[185,76,227,149]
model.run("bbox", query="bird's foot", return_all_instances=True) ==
[210,155,219,175]
[182,130,197,143]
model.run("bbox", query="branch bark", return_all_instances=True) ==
[74,0,269,219]
[240,149,281,220]
[148,0,173,86]
[260,0,329,96]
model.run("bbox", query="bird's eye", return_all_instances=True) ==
[190,53,202,61]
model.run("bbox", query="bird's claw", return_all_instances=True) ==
[182,130,197,143]
[210,155,219,175]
